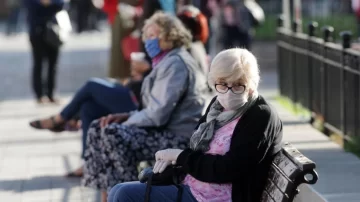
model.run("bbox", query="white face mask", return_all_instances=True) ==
[216,91,248,110]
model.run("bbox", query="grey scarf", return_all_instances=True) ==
[190,95,258,152]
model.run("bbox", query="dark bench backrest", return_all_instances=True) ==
[261,142,318,202]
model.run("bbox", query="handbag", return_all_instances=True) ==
[45,22,62,48]
[138,165,185,202]
[45,10,72,48]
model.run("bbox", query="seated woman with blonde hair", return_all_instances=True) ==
[82,12,209,202]
[108,48,283,202]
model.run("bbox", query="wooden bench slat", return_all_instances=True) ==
[261,142,318,202]
[272,152,302,180]
[138,143,318,202]
[264,178,289,202]
[261,189,276,202]
[268,165,295,193]
[282,143,316,171]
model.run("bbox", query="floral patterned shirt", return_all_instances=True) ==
[183,117,240,202]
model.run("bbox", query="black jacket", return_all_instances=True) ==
[24,0,64,34]
[126,69,152,110]
[177,95,283,202]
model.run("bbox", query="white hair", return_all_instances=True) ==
[208,48,260,95]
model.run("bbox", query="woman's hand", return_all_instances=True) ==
[130,60,150,81]
[153,160,172,174]
[155,149,183,163]
[130,69,143,81]
[153,149,184,173]
[131,60,150,75]
[99,113,130,128]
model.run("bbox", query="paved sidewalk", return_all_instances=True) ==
[0,97,100,202]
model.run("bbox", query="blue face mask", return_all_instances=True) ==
[145,38,161,58]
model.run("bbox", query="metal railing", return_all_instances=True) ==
[277,17,360,140]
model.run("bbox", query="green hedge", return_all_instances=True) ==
[254,14,357,41]
[276,95,360,158]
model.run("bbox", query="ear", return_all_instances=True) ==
[159,38,174,50]
[248,89,254,96]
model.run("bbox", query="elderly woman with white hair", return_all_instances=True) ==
[82,12,209,202]
[107,48,283,202]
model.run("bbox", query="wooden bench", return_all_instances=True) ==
[261,142,318,202]
[138,142,318,202]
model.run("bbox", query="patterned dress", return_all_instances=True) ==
[82,120,189,191]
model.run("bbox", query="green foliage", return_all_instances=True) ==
[254,15,278,40]
[276,95,360,158]
[254,14,357,41]
[344,136,360,158]
[275,95,311,118]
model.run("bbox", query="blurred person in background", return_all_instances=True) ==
[177,5,209,74]
[73,0,99,33]
[206,0,225,57]
[103,0,144,80]
[208,0,263,52]
[352,0,360,38]
[5,0,22,36]
[141,0,176,23]
[23,0,65,104]
[222,0,252,50]
[192,0,213,54]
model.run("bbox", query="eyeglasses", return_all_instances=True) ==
[215,84,246,94]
